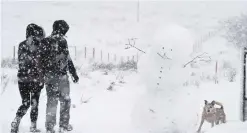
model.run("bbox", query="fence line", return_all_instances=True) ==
[13,46,139,63]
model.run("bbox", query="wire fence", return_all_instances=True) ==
[12,46,139,63]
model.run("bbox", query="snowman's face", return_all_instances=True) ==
[154,43,173,61]
[160,47,173,60]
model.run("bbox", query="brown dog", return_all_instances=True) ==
[197,100,226,133]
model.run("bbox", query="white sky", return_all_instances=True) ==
[1,0,247,58]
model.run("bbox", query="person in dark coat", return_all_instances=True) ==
[40,20,79,133]
[11,23,46,133]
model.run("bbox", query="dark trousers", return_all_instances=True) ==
[15,81,44,123]
[45,74,71,130]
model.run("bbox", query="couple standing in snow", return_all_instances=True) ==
[10,20,79,133]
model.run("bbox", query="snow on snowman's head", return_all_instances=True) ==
[153,24,194,66]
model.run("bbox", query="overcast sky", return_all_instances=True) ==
[2,1,247,58]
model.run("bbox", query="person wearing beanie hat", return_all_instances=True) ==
[40,20,79,133]
[10,23,45,133]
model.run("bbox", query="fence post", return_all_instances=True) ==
[132,55,134,61]
[13,46,16,60]
[215,61,218,84]
[121,56,123,63]
[85,47,87,59]
[101,50,103,61]
[114,54,116,62]
[108,53,110,62]
[93,48,95,59]
[74,46,77,60]
[137,52,139,62]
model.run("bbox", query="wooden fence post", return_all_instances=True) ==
[85,47,87,59]
[108,53,110,62]
[121,56,123,63]
[137,52,139,62]
[13,46,16,60]
[74,46,77,60]
[215,60,218,84]
[101,50,103,61]
[93,48,95,59]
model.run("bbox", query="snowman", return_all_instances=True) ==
[133,23,196,133]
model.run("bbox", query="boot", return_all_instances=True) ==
[30,122,41,132]
[46,129,55,133]
[59,124,73,132]
[10,117,21,133]
[46,122,55,133]
[59,127,66,133]
[66,124,73,131]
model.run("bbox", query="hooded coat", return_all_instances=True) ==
[41,20,77,81]
[17,23,45,83]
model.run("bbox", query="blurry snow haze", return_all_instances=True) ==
[1,0,247,133]
[2,0,247,59]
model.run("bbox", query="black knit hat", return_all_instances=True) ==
[52,20,69,35]
[26,23,44,38]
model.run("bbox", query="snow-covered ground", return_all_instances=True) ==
[130,23,243,133]
[0,66,244,133]
[205,121,247,133]
[0,24,245,132]
[1,0,247,133]
[0,68,143,133]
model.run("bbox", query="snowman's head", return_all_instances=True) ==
[153,24,194,66]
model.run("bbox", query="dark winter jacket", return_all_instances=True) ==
[17,24,45,83]
[40,20,78,82]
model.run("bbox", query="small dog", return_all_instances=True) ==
[197,100,226,133]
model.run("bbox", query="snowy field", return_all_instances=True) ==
[0,68,143,133]
[1,0,247,133]
[0,64,245,133]
[0,66,244,133]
